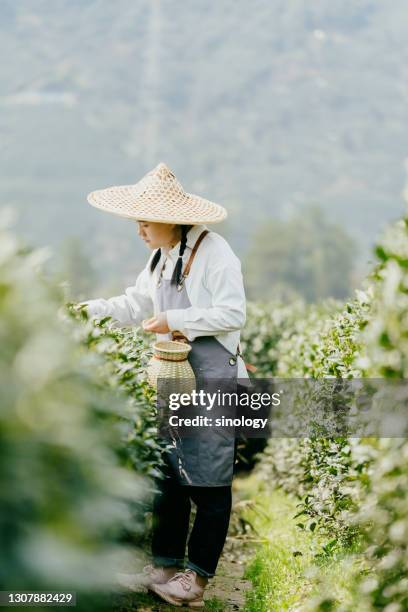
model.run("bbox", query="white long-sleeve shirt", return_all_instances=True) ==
[81,223,249,379]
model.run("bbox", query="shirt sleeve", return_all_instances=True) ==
[165,258,246,340]
[79,265,154,327]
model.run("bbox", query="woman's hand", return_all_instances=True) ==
[142,312,170,334]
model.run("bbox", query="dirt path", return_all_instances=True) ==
[114,544,252,611]
[204,557,252,610]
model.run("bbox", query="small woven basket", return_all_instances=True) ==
[146,340,196,395]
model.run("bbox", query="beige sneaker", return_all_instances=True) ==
[150,569,206,607]
[116,564,179,591]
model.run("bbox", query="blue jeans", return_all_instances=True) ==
[151,455,234,578]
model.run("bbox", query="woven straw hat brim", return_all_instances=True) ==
[87,185,227,224]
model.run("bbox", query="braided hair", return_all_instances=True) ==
[149,246,162,275]
[170,224,192,286]
[149,225,193,286]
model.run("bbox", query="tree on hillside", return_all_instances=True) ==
[244,205,357,302]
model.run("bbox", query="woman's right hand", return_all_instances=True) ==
[142,312,170,333]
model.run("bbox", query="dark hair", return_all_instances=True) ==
[149,247,162,275]
[150,225,193,286]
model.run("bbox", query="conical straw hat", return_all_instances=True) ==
[87,162,227,224]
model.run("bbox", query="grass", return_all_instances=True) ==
[234,475,363,611]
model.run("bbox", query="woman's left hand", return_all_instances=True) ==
[142,312,170,333]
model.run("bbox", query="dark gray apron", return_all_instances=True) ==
[156,260,239,487]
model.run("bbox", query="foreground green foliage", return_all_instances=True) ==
[242,206,408,610]
[65,303,165,481]
[0,220,159,607]
[235,477,360,612]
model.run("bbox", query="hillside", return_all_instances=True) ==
[1,0,407,295]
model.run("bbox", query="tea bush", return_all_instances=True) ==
[240,299,341,377]
[344,214,408,611]
[250,287,373,545]
[65,305,165,480]
[0,218,156,606]
[246,207,408,610]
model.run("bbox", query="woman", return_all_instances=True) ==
[81,162,249,607]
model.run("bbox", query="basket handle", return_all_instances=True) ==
[171,330,190,344]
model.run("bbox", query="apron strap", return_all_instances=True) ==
[170,230,210,343]
[172,330,190,343]
[171,230,257,372]
[172,229,257,373]
[181,229,210,280]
